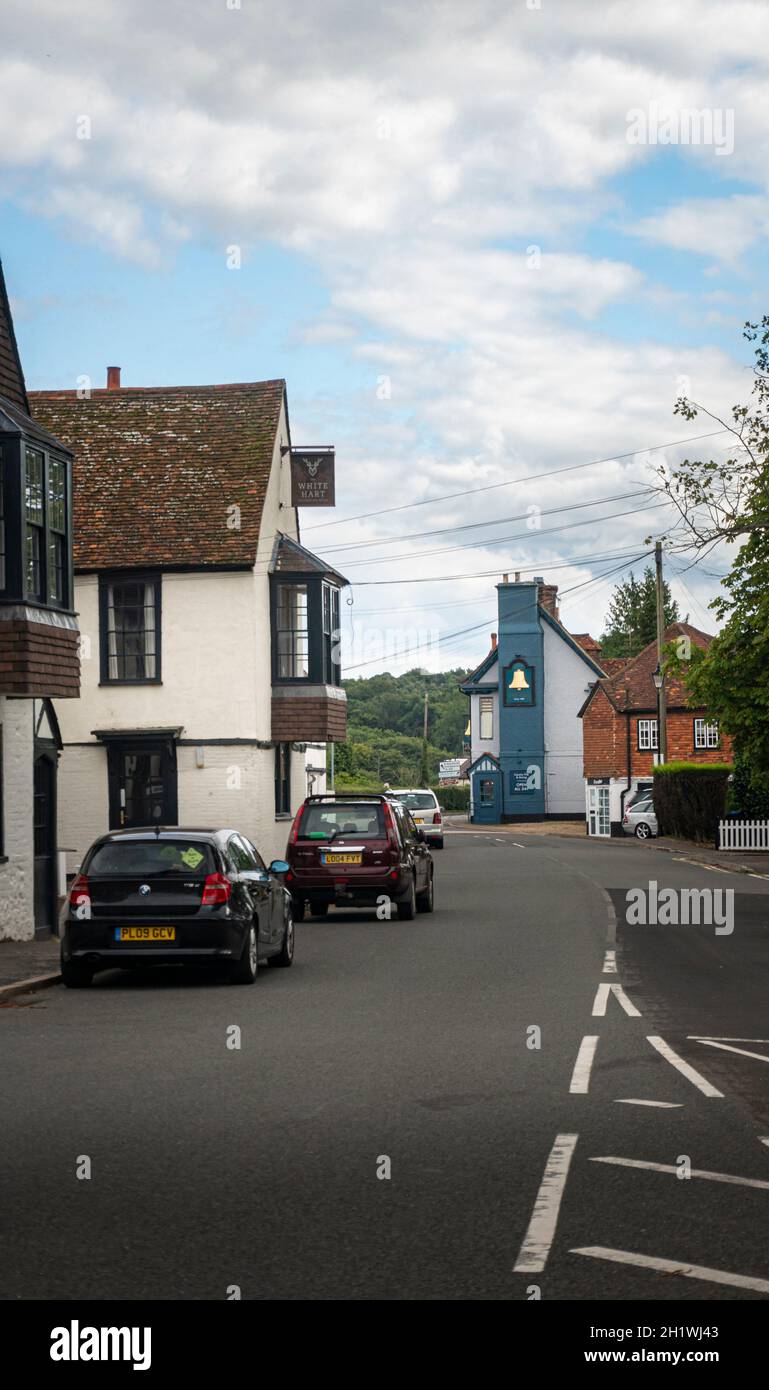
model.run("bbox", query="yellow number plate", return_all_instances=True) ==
[413,817,424,824]
[323,853,362,865]
[115,927,176,942]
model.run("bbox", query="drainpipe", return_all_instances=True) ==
[619,704,632,832]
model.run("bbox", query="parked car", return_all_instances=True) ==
[285,793,434,920]
[60,828,294,988]
[388,788,444,848]
[622,794,658,839]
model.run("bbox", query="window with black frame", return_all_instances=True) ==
[275,743,291,815]
[47,457,67,603]
[102,577,161,682]
[322,581,340,684]
[24,446,44,600]
[276,583,309,679]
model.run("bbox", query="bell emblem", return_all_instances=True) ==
[509,666,530,691]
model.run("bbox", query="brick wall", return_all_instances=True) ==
[583,690,734,779]
[0,618,80,698]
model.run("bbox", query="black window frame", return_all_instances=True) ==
[0,436,74,611]
[99,572,162,685]
[0,722,4,860]
[270,572,343,687]
[275,742,291,817]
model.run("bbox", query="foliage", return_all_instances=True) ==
[653,762,733,842]
[334,668,470,787]
[600,567,679,657]
[730,755,769,817]
[661,320,769,776]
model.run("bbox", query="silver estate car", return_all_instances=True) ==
[622,794,658,839]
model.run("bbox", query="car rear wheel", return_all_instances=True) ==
[61,958,93,989]
[269,906,295,968]
[432,838,444,849]
[397,876,417,920]
[310,899,329,918]
[230,924,258,984]
[416,869,434,913]
[291,896,306,922]
[635,822,652,840]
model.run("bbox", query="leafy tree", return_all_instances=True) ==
[600,567,679,657]
[663,318,769,778]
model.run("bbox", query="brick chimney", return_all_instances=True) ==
[107,366,121,390]
[490,632,497,651]
[537,581,559,621]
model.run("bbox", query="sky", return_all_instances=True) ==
[2,0,767,675]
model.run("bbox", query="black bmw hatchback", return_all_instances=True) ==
[60,828,294,988]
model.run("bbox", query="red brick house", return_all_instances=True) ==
[579,622,732,836]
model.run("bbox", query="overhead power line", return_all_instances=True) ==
[302,430,728,532]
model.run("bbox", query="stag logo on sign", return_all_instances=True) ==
[625,880,734,936]
[50,1321,151,1371]
[305,458,320,478]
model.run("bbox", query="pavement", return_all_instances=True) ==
[2,825,768,1301]
[0,937,60,995]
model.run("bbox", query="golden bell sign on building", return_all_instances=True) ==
[503,659,535,706]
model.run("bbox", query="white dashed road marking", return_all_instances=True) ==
[602,950,616,974]
[590,1155,769,1192]
[513,1133,578,1275]
[570,1247,769,1295]
[569,1036,598,1094]
[646,1036,723,1098]
[592,982,641,1017]
[614,1098,682,1109]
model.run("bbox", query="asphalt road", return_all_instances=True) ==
[2,827,768,1301]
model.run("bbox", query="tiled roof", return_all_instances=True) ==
[271,532,348,586]
[29,380,286,570]
[596,622,714,711]
[599,656,633,678]
[0,259,29,412]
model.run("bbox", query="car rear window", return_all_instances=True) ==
[87,839,216,876]
[393,792,436,810]
[298,805,386,840]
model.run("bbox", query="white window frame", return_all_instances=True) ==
[637,718,658,751]
[694,718,719,750]
[479,695,494,741]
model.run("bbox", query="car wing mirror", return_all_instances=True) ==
[269,859,290,875]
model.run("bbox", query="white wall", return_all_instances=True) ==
[543,624,595,814]
[0,697,35,940]
[469,685,500,763]
[56,395,307,871]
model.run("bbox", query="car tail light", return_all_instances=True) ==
[433,811,442,824]
[382,800,399,852]
[201,872,232,905]
[288,806,305,845]
[69,873,90,910]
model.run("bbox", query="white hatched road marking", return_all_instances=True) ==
[690,1038,769,1064]
[569,1037,598,1094]
[590,1155,769,1192]
[614,1098,682,1109]
[760,1137,769,1149]
[646,1036,723,1097]
[592,982,640,1017]
[513,1133,578,1274]
[570,1246,769,1295]
[602,950,617,974]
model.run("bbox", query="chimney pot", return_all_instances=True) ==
[514,571,520,582]
[107,366,121,390]
[502,572,509,583]
[490,632,497,650]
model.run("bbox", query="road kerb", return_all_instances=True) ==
[0,972,61,1002]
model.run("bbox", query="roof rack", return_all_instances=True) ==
[303,792,386,803]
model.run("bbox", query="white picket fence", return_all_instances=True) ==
[718,818,769,851]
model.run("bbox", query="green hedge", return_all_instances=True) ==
[431,784,470,811]
[653,762,733,843]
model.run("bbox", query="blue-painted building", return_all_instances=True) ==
[460,577,606,823]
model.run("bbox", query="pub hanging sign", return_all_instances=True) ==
[290,447,336,508]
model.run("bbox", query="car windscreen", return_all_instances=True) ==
[298,805,386,840]
[87,839,216,876]
[393,793,436,810]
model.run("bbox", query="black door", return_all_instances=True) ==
[108,740,178,830]
[33,753,57,936]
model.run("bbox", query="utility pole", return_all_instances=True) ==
[654,541,668,765]
[420,689,430,786]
